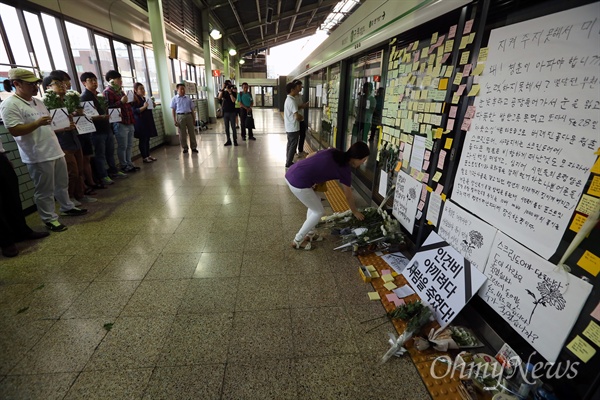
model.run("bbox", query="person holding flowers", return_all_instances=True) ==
[42,70,96,205]
[0,68,87,233]
[285,141,370,250]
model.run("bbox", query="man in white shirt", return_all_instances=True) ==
[0,68,87,233]
[292,79,309,157]
[284,81,303,168]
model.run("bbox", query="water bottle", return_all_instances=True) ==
[517,363,538,399]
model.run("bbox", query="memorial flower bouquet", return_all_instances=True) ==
[96,93,108,113]
[381,300,433,363]
[63,90,81,114]
[42,89,62,110]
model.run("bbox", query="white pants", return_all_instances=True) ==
[26,157,74,223]
[286,178,324,242]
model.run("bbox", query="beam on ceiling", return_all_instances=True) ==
[288,0,303,37]
[228,0,251,47]
[239,22,322,54]
[225,0,337,35]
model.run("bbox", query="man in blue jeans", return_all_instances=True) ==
[218,83,238,146]
[80,72,126,184]
[103,70,139,173]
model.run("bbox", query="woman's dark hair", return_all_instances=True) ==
[332,141,370,166]
[3,80,14,92]
[133,82,144,92]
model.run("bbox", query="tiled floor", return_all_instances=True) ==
[0,109,430,399]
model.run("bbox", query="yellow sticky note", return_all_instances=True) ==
[434,128,443,139]
[365,265,376,272]
[467,84,480,96]
[371,271,380,278]
[459,36,468,49]
[460,51,470,65]
[478,47,489,62]
[395,161,402,172]
[444,138,453,149]
[441,193,447,201]
[438,78,448,90]
[451,94,460,104]
[426,186,433,192]
[384,282,398,291]
[576,194,600,215]
[567,335,596,363]
[444,40,454,53]
[589,176,600,197]
[472,64,485,76]
[467,32,475,44]
[432,171,443,182]
[592,158,600,174]
[584,320,600,347]
[391,271,399,277]
[569,213,587,233]
[578,251,600,277]
[368,292,381,301]
[453,72,463,86]
[382,274,394,283]
[444,66,454,78]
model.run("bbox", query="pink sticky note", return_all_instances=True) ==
[436,34,446,47]
[435,184,444,195]
[449,106,458,118]
[381,269,391,276]
[456,84,467,96]
[461,118,472,131]
[399,94,404,102]
[423,160,430,170]
[386,293,405,307]
[400,142,405,150]
[418,200,425,211]
[438,150,447,170]
[448,25,457,39]
[465,105,476,119]
[446,118,455,131]
[441,53,451,63]
[592,301,600,321]
[424,150,431,161]
[463,64,472,77]
[422,173,430,183]
[421,185,428,201]
[463,19,474,34]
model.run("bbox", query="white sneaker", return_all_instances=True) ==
[70,198,82,207]
[78,196,97,203]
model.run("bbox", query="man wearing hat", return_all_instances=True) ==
[170,83,198,153]
[0,68,87,236]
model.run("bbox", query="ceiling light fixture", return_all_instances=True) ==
[239,59,245,64]
[229,49,237,56]
[209,29,222,40]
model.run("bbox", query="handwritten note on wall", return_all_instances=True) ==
[438,200,498,273]
[392,170,422,234]
[452,3,600,259]
[479,231,592,362]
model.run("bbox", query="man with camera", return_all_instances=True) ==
[218,82,238,146]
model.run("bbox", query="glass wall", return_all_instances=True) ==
[345,49,384,190]
[131,44,148,88]
[65,21,101,87]
[23,12,52,77]
[94,34,113,86]
[308,68,326,147]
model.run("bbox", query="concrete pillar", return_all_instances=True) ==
[201,9,217,123]
[147,0,175,134]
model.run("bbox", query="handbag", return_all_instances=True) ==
[245,113,255,129]
[235,94,241,108]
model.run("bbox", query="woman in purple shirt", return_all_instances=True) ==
[285,141,370,250]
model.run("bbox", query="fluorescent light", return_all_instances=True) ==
[239,59,245,64]
[229,49,237,56]
[210,29,222,40]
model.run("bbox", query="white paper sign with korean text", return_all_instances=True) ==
[438,200,498,273]
[80,101,99,117]
[402,231,488,327]
[392,170,421,234]
[108,108,122,123]
[479,231,592,362]
[74,116,96,134]
[451,3,600,259]
[50,108,71,131]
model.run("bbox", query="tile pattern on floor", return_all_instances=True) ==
[0,109,430,399]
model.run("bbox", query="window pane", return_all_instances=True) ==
[65,22,100,86]
[94,34,113,86]
[131,44,147,88]
[41,13,68,71]
[0,30,9,65]
[0,4,31,66]
[23,12,52,77]
[144,48,159,101]
[113,40,133,91]
[173,59,182,83]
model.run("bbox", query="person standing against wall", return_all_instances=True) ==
[104,70,138,172]
[170,83,198,154]
[219,83,238,146]
[0,68,87,233]
[369,87,384,142]
[0,138,49,257]
[132,82,158,163]
[284,81,303,168]
[292,79,309,157]
[238,82,255,141]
